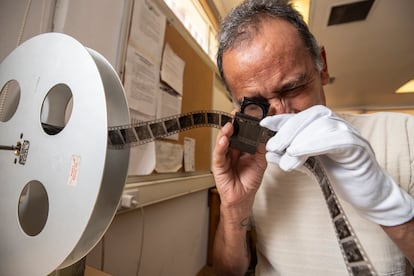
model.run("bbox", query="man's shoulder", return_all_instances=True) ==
[335,111,414,189]
[337,111,414,122]
[336,111,414,133]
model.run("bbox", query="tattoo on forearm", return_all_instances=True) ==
[241,217,250,228]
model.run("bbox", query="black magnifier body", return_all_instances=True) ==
[239,97,270,119]
[230,97,272,153]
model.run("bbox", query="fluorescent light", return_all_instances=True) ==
[292,0,310,24]
[396,79,414,94]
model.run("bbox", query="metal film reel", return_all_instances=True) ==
[0,33,130,275]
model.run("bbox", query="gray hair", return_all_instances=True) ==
[217,0,323,90]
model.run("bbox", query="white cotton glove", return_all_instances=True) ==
[260,105,414,226]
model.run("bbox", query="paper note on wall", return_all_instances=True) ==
[155,141,183,173]
[129,0,166,64]
[160,44,185,95]
[124,46,158,116]
[128,143,156,175]
[184,137,195,172]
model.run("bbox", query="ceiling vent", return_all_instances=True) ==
[328,0,375,26]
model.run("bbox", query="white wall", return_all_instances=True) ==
[87,190,210,276]
[0,0,131,76]
[52,0,132,76]
[0,0,55,61]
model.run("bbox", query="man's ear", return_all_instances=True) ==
[320,46,330,85]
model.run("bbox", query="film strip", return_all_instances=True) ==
[107,110,232,148]
[107,110,377,276]
[304,158,377,276]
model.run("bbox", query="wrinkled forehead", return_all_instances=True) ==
[222,18,311,76]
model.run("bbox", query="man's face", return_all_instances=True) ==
[222,18,330,115]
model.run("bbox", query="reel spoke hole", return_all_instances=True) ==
[0,79,21,122]
[41,83,73,135]
[18,180,49,236]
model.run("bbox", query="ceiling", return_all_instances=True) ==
[210,0,414,111]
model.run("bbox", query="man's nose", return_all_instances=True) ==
[267,98,290,115]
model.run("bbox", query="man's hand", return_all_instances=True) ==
[260,105,414,226]
[212,122,267,209]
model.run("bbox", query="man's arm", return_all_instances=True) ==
[381,217,414,265]
[213,206,251,276]
[211,122,267,275]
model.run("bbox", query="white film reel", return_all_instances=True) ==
[0,33,130,275]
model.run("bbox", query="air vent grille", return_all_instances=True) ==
[328,0,375,26]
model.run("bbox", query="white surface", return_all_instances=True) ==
[53,0,132,75]
[88,173,215,276]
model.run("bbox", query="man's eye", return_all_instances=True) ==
[281,84,306,97]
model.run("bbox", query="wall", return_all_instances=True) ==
[87,189,211,276]
[52,0,132,76]
[211,74,233,161]
[0,0,55,60]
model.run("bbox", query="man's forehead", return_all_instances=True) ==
[229,19,307,59]
[232,17,303,49]
[222,22,310,74]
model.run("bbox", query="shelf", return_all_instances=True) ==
[120,171,215,210]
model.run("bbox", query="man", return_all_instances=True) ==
[211,0,414,275]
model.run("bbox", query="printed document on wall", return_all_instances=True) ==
[184,137,195,172]
[161,44,185,95]
[154,141,183,173]
[129,0,166,64]
[124,46,158,116]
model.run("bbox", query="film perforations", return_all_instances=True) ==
[305,157,377,276]
[135,125,152,141]
[149,122,166,137]
[107,110,377,276]
[120,128,137,144]
[192,112,206,125]
[108,110,232,149]
[164,118,180,133]
[179,114,193,130]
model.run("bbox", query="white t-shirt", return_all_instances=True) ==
[252,112,414,275]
